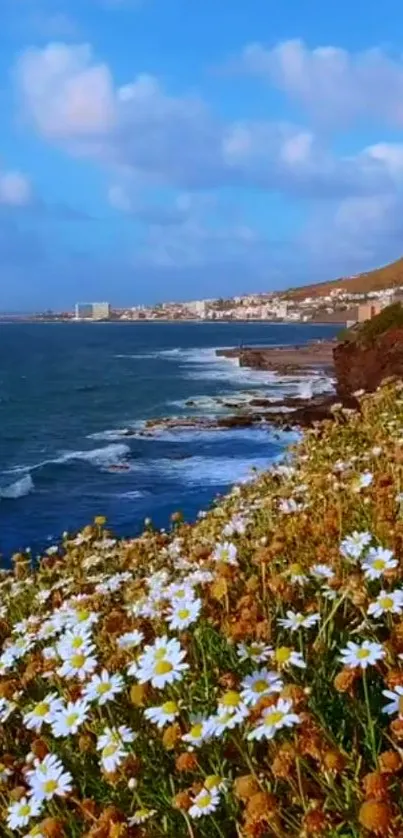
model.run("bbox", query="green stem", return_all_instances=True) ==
[362,670,377,764]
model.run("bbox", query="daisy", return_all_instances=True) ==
[117,630,144,650]
[208,709,245,737]
[57,648,98,681]
[182,718,212,747]
[287,563,309,585]
[135,637,189,689]
[340,531,372,561]
[248,698,300,741]
[368,589,403,619]
[7,797,43,831]
[57,625,93,658]
[128,809,156,826]
[144,700,179,728]
[382,685,403,716]
[361,547,398,580]
[353,471,373,492]
[240,669,283,705]
[167,598,202,630]
[311,564,335,581]
[0,697,17,723]
[27,754,73,802]
[223,515,247,536]
[97,725,136,774]
[23,693,64,733]
[278,610,320,632]
[165,582,196,602]
[339,640,385,670]
[236,641,272,663]
[84,669,124,705]
[189,789,220,819]
[51,699,89,737]
[212,542,238,566]
[271,646,306,669]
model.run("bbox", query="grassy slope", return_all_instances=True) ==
[3,384,403,835]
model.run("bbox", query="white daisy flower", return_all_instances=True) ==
[236,641,272,663]
[271,646,306,669]
[189,788,220,819]
[57,648,98,681]
[208,709,245,737]
[51,699,90,737]
[165,582,196,602]
[182,718,212,747]
[135,636,189,689]
[117,630,144,650]
[353,471,373,492]
[311,564,335,581]
[248,698,300,741]
[212,542,238,566]
[0,697,17,723]
[240,669,283,705]
[27,754,73,802]
[167,598,202,630]
[56,625,93,658]
[223,515,247,536]
[97,725,136,774]
[339,640,385,669]
[278,610,320,632]
[84,669,124,705]
[23,693,64,733]
[128,808,156,825]
[7,796,43,830]
[144,700,179,728]
[361,547,398,580]
[382,685,403,716]
[368,589,403,619]
[340,531,372,561]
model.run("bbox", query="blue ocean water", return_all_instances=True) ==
[0,321,339,558]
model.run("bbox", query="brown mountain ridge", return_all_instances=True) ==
[285,256,403,300]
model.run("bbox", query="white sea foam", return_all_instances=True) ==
[56,443,131,469]
[146,455,272,486]
[0,474,34,499]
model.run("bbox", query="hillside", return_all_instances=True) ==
[286,255,403,300]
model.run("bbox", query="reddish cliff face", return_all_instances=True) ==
[334,327,403,400]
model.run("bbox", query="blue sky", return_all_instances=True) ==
[2,0,403,309]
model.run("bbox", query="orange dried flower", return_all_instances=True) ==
[281,683,306,709]
[322,749,346,775]
[271,743,296,779]
[129,684,148,707]
[173,791,191,811]
[358,800,392,833]
[302,808,330,835]
[362,771,389,800]
[378,750,402,774]
[39,817,65,838]
[233,775,261,801]
[31,738,49,760]
[334,667,358,694]
[390,718,403,740]
[175,753,198,773]
[79,734,95,754]
[245,792,277,820]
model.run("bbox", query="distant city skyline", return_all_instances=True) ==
[2,0,403,309]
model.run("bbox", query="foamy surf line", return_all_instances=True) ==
[3,443,133,477]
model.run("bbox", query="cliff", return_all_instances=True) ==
[334,303,403,400]
[286,254,403,300]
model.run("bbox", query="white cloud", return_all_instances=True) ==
[0,170,32,206]
[16,43,116,138]
[236,39,403,127]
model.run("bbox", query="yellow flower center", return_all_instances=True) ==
[221,691,241,708]
[275,646,291,664]
[175,590,186,599]
[290,563,303,576]
[66,713,79,726]
[154,648,167,661]
[43,779,58,794]
[380,596,394,610]
[19,804,31,817]
[357,648,370,659]
[135,809,149,819]
[97,682,111,694]
[103,743,119,758]
[373,559,386,571]
[71,637,85,649]
[154,660,173,675]
[177,609,190,620]
[162,701,178,714]
[265,710,284,726]
[252,679,269,694]
[218,711,233,725]
[190,723,203,739]
[205,775,221,791]
[76,609,90,622]
[34,702,49,717]
[197,793,212,810]
[71,653,86,668]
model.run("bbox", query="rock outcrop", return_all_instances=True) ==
[333,304,403,401]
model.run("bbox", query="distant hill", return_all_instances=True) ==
[285,257,403,300]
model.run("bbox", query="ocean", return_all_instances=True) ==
[0,321,339,558]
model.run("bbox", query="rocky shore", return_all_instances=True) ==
[216,339,335,374]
